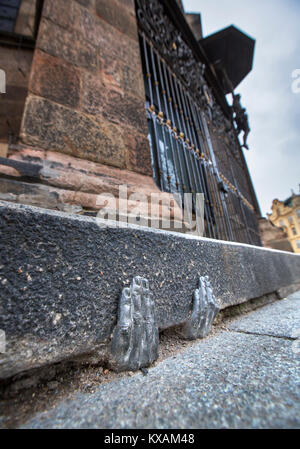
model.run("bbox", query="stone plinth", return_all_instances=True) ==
[1,201,300,380]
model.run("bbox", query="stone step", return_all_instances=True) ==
[0,201,300,381]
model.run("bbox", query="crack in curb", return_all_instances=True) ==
[228,328,296,341]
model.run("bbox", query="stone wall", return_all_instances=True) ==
[20,0,151,176]
[0,47,33,149]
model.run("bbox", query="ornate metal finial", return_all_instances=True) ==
[110,276,159,372]
[181,276,220,340]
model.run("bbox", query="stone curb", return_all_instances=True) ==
[1,201,300,379]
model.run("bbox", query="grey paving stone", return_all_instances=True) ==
[229,292,300,339]
[21,328,300,429]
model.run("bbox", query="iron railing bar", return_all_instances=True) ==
[172,76,202,234]
[186,97,217,238]
[178,82,207,236]
[183,93,217,238]
[171,75,198,202]
[148,41,173,193]
[164,64,195,227]
[155,51,182,195]
[200,112,234,241]
[184,91,217,236]
[207,165,228,240]
[161,60,187,200]
[142,35,166,191]
[227,156,253,243]
[167,70,194,195]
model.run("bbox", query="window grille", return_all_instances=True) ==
[136,0,262,246]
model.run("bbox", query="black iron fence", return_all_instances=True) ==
[136,0,262,246]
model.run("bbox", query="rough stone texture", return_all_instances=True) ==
[21,96,126,168]
[37,19,99,71]
[43,0,78,31]
[29,51,81,109]
[180,276,220,340]
[110,277,159,372]
[19,294,300,428]
[0,47,33,143]
[0,146,180,219]
[122,63,146,100]
[277,282,300,299]
[102,90,148,131]
[80,71,105,116]
[0,201,300,380]
[19,0,150,177]
[229,291,300,339]
[124,131,153,177]
[95,0,138,40]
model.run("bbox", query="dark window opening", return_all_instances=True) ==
[135,0,262,245]
[0,0,43,47]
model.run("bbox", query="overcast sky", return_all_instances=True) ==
[183,0,300,216]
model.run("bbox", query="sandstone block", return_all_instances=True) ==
[43,0,75,30]
[103,89,148,133]
[81,71,105,116]
[96,0,138,41]
[125,131,152,177]
[29,50,80,109]
[21,96,126,168]
[37,19,98,71]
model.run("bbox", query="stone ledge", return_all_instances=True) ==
[0,201,300,380]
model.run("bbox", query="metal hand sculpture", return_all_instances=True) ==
[181,276,219,340]
[110,277,159,372]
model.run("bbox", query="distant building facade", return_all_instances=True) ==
[268,192,300,253]
[0,0,262,245]
[258,217,293,253]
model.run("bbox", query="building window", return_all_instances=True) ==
[279,220,285,227]
[297,209,300,219]
[297,240,300,249]
[0,0,43,43]
[291,227,297,236]
[288,216,294,224]
[0,0,21,33]
[136,0,262,247]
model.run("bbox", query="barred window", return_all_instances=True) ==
[0,0,42,42]
[136,0,262,246]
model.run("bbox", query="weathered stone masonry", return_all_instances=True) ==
[0,201,300,379]
[1,0,174,216]
[21,0,151,175]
